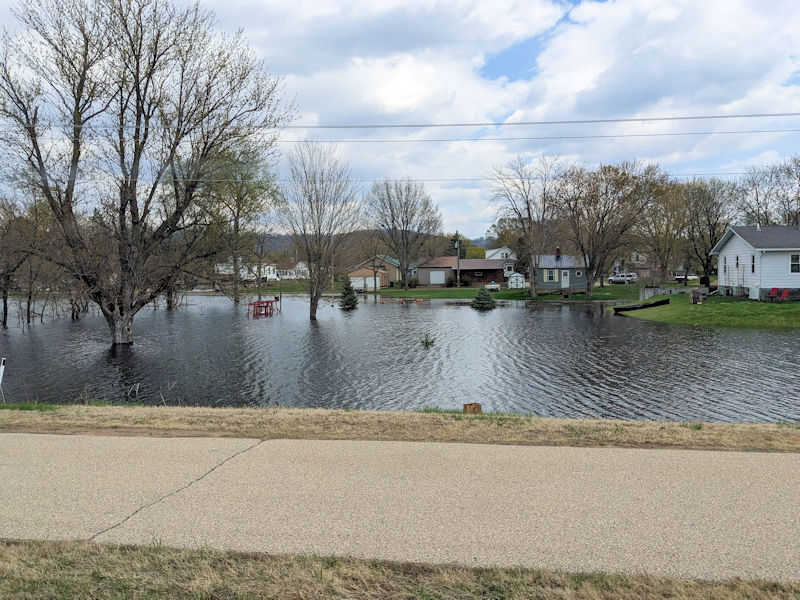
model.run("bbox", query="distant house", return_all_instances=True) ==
[416,257,505,286]
[709,226,800,300]
[533,253,588,293]
[349,255,403,284]
[485,246,517,277]
[215,261,277,282]
[277,261,310,280]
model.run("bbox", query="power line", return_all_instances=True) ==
[3,111,800,132]
[275,128,800,143]
[282,112,800,130]
[17,127,800,144]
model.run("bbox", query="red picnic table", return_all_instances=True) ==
[247,297,280,317]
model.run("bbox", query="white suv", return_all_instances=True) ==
[609,272,639,284]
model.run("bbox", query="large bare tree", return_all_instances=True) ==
[555,162,649,295]
[0,0,290,344]
[489,155,561,297]
[365,178,441,289]
[683,177,736,277]
[277,143,361,320]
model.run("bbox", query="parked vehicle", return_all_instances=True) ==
[609,272,639,284]
[672,272,699,283]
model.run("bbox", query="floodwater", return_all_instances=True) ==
[0,295,798,423]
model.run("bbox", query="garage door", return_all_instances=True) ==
[430,270,446,285]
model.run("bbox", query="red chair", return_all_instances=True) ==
[768,288,779,301]
[779,289,790,302]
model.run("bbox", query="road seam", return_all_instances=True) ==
[89,438,265,541]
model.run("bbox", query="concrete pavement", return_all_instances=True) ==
[1,433,798,581]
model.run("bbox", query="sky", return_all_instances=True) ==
[2,0,800,238]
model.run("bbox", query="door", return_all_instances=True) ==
[430,270,446,285]
[561,270,570,289]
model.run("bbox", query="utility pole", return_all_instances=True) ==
[453,231,461,287]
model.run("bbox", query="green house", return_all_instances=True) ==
[534,254,588,292]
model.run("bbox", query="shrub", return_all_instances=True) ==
[407,277,419,288]
[460,275,472,287]
[446,275,457,287]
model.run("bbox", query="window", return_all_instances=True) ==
[792,254,800,273]
[474,272,483,276]
[723,256,727,273]
[575,270,582,277]
[751,255,755,274]
[546,269,555,282]
[735,256,739,269]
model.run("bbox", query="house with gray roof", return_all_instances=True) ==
[709,225,800,300]
[533,251,588,293]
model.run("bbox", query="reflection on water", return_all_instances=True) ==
[0,295,798,423]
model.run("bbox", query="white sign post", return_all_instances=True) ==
[0,357,5,403]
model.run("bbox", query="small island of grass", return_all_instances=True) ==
[616,295,800,329]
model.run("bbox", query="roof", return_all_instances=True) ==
[458,259,506,270]
[418,256,458,268]
[351,255,401,271]
[710,226,800,255]
[535,254,585,268]
[376,254,400,267]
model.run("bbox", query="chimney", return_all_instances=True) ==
[556,247,561,261]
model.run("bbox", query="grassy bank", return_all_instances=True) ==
[617,295,800,329]
[1,540,796,600]
[1,405,798,452]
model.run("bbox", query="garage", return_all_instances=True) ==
[349,276,381,291]
[429,270,446,285]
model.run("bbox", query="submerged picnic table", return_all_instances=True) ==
[247,297,280,317]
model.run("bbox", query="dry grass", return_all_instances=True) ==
[1,540,797,600]
[1,405,798,452]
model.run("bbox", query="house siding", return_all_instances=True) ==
[759,251,800,296]
[536,267,588,291]
[717,234,759,295]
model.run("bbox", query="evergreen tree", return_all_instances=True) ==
[339,279,359,311]
[471,288,496,311]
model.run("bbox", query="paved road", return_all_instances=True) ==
[1,433,798,581]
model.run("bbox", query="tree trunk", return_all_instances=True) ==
[309,292,320,320]
[530,270,538,299]
[1,285,8,328]
[232,215,241,304]
[104,311,134,345]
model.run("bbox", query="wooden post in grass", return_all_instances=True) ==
[463,402,482,414]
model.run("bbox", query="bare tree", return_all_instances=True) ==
[635,167,686,281]
[555,162,648,295]
[489,155,561,298]
[0,0,291,344]
[683,177,737,278]
[277,143,361,320]
[0,198,25,328]
[366,178,441,289]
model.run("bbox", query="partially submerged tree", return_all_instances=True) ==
[339,278,358,311]
[0,0,290,343]
[277,143,361,321]
[366,178,442,289]
[489,155,561,298]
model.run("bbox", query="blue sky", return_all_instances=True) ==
[2,0,800,237]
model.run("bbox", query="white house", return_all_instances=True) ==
[215,261,277,282]
[485,246,517,277]
[709,226,800,300]
[485,246,516,260]
[277,261,311,280]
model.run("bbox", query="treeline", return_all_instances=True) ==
[487,156,800,296]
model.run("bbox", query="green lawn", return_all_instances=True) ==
[618,295,800,329]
